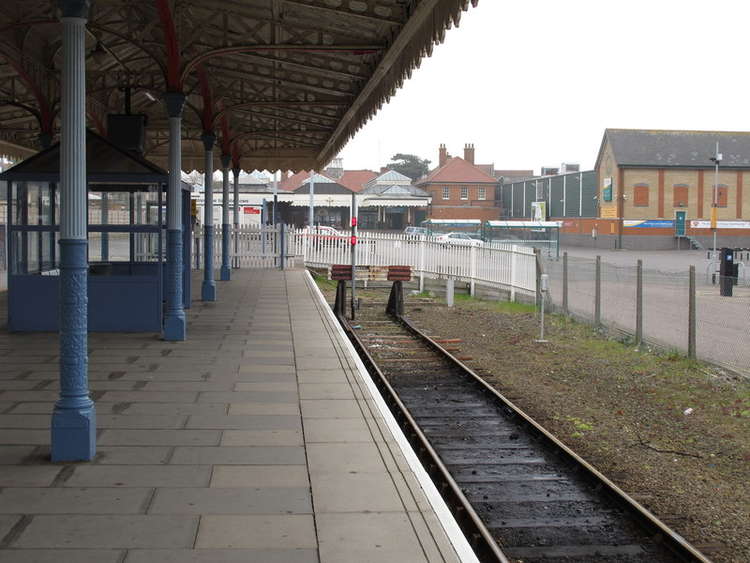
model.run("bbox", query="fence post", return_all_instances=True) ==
[594,255,601,326]
[469,245,477,297]
[688,265,696,359]
[279,223,285,270]
[534,248,541,312]
[510,246,518,302]
[418,235,426,292]
[635,259,643,346]
[562,251,568,315]
[446,278,454,307]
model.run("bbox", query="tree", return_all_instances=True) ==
[386,153,431,181]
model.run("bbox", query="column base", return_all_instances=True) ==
[163,312,187,341]
[51,404,96,462]
[220,265,231,281]
[202,280,216,301]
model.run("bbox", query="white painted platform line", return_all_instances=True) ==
[305,270,482,563]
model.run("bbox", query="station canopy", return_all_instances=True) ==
[0,0,478,171]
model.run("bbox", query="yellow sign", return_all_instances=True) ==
[710,206,717,229]
[600,206,617,219]
[191,199,198,217]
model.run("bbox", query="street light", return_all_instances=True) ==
[709,142,722,257]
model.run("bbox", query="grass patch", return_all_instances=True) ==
[310,271,337,292]
[450,292,537,314]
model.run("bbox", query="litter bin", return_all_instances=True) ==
[719,247,735,296]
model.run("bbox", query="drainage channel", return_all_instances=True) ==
[339,306,712,563]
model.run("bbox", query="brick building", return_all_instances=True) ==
[416,144,500,221]
[589,129,750,249]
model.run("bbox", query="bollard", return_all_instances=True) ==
[635,259,643,346]
[594,255,601,327]
[562,252,568,315]
[446,278,455,307]
[688,265,696,359]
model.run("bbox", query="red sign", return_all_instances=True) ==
[350,235,357,246]
[243,207,260,215]
[351,217,357,227]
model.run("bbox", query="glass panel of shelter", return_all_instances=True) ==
[10,181,163,276]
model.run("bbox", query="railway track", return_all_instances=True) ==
[341,304,711,563]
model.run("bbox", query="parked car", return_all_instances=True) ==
[435,232,483,247]
[307,225,347,247]
[404,226,429,236]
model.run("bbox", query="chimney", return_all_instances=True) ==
[463,143,475,164]
[439,144,447,167]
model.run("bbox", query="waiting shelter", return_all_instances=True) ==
[1,130,192,332]
[483,220,562,258]
[421,218,483,237]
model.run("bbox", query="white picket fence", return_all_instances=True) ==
[288,229,537,296]
[191,226,537,296]
[193,225,294,270]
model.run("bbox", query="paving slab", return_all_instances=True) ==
[195,515,316,549]
[220,429,303,446]
[148,487,311,514]
[14,515,199,548]
[170,446,305,465]
[0,466,62,487]
[65,465,211,488]
[316,512,428,563]
[210,465,309,488]
[0,488,151,514]
[0,549,124,563]
[124,549,318,563]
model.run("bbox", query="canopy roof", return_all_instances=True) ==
[0,0,478,172]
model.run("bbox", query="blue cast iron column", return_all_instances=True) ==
[101,192,109,261]
[52,0,95,462]
[163,92,187,340]
[220,154,231,281]
[201,133,216,301]
[232,166,240,268]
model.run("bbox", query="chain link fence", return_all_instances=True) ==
[542,252,749,377]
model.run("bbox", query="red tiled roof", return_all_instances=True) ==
[338,169,377,192]
[279,170,310,191]
[417,156,498,185]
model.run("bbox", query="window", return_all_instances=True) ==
[442,187,450,200]
[673,185,688,208]
[460,186,468,200]
[478,187,486,200]
[633,184,649,207]
[716,185,728,207]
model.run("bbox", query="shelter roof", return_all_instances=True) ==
[416,156,498,185]
[366,168,411,187]
[0,1,478,173]
[599,128,750,169]
[362,183,429,196]
[294,177,352,194]
[338,169,378,192]
[0,130,167,183]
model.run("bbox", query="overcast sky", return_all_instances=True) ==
[337,0,750,175]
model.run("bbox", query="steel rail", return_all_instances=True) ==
[337,311,510,563]
[395,313,713,563]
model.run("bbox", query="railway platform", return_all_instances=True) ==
[0,269,465,563]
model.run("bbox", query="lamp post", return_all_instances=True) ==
[709,142,722,257]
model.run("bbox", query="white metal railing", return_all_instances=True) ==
[287,229,537,296]
[188,226,536,295]
[193,224,294,270]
